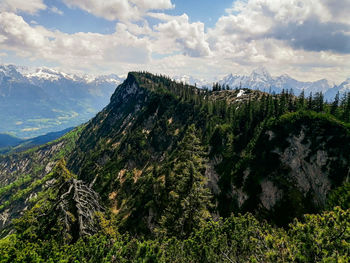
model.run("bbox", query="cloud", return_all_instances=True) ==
[62,0,174,21]
[49,6,64,16]
[152,13,211,57]
[0,0,46,14]
[0,12,50,53]
[216,0,350,54]
[130,0,174,10]
[322,0,350,24]
[0,12,151,69]
[202,0,350,82]
[270,18,350,54]
[0,0,349,84]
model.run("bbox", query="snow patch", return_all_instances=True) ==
[237,89,245,97]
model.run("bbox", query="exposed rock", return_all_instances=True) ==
[260,180,282,210]
[277,129,331,205]
[205,160,220,195]
[0,209,9,227]
[231,186,248,208]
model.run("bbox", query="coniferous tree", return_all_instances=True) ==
[343,93,350,122]
[330,91,340,116]
[158,125,212,238]
[307,92,313,110]
[313,92,324,112]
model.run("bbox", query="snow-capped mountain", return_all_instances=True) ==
[0,64,124,138]
[1,65,124,86]
[325,78,350,100]
[174,67,347,102]
[173,75,211,88]
[218,67,335,99]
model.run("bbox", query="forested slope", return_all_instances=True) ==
[0,72,349,262]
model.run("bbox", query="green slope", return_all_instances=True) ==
[0,72,349,262]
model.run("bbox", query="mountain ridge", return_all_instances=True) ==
[0,72,349,261]
[218,67,337,99]
[172,66,350,102]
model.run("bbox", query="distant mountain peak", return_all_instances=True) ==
[27,67,67,81]
[217,67,347,100]
[250,66,272,80]
[0,64,124,84]
[173,74,210,87]
[278,73,292,80]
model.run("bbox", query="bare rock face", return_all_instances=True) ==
[260,180,282,210]
[228,112,350,225]
[232,186,248,208]
[0,209,10,228]
[205,160,221,195]
[277,129,331,206]
[0,140,67,186]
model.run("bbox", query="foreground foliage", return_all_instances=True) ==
[0,207,348,262]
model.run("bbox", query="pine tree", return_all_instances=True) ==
[298,90,306,110]
[307,92,313,110]
[343,93,350,123]
[330,91,340,116]
[313,92,324,112]
[158,125,212,238]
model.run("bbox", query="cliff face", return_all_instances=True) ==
[231,112,350,225]
[1,72,349,234]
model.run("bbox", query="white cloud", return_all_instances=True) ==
[0,0,46,14]
[0,0,349,84]
[217,0,350,54]
[0,12,151,70]
[62,0,174,21]
[49,6,64,16]
[130,0,174,10]
[205,0,350,82]
[152,13,211,57]
[0,12,50,53]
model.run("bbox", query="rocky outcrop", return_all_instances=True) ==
[276,129,331,206]
[233,112,350,225]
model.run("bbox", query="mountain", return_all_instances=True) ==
[0,72,349,261]
[219,67,336,98]
[0,127,74,154]
[0,65,123,138]
[173,74,211,88]
[0,134,23,148]
[325,77,350,100]
[175,67,350,102]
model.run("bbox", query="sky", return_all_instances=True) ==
[0,0,349,83]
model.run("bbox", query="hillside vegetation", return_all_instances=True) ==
[0,72,349,262]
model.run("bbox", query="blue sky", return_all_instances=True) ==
[20,0,234,34]
[21,0,117,34]
[0,0,349,83]
[167,0,234,27]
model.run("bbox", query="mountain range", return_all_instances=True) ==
[0,72,349,261]
[0,65,123,138]
[1,64,349,139]
[176,67,350,102]
[0,127,73,154]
